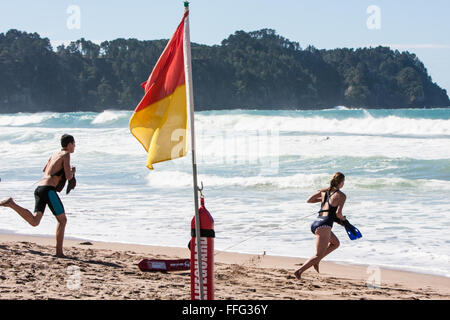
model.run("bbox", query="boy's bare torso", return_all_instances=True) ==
[39,151,70,187]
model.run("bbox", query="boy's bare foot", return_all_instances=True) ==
[0,197,13,207]
[294,270,302,280]
[55,253,66,258]
[314,263,320,273]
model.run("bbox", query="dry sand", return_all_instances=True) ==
[0,234,448,300]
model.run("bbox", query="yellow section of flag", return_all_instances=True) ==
[130,85,188,169]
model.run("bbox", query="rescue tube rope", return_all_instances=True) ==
[215,212,317,256]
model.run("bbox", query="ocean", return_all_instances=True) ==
[0,107,449,277]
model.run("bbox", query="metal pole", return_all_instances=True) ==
[183,1,205,300]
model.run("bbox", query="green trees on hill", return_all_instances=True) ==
[0,28,448,113]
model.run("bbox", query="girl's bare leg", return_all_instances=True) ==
[295,227,331,279]
[313,231,340,273]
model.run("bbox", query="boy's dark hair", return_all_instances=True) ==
[61,134,75,148]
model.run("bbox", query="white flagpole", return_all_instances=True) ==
[183,1,205,300]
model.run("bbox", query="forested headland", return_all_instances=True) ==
[0,28,448,113]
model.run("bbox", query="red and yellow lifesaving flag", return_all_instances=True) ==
[129,12,189,169]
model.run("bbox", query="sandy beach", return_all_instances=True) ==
[0,234,448,300]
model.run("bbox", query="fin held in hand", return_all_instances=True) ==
[66,176,76,195]
[343,219,362,240]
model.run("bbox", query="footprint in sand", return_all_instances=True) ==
[282,286,296,290]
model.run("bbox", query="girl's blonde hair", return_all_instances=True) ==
[320,172,345,194]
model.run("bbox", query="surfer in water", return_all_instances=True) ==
[0,134,76,258]
[294,172,347,280]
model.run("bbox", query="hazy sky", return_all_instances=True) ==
[1,0,449,94]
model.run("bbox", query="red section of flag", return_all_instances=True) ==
[134,11,188,113]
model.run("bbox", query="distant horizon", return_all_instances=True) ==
[2,106,449,115]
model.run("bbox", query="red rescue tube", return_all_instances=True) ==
[138,258,190,272]
[190,196,214,300]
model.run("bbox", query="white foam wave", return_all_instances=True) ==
[332,106,364,111]
[91,110,130,125]
[0,113,55,126]
[146,171,327,189]
[146,171,450,191]
[196,114,450,136]
[1,111,448,137]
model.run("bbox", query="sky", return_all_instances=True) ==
[1,0,449,94]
